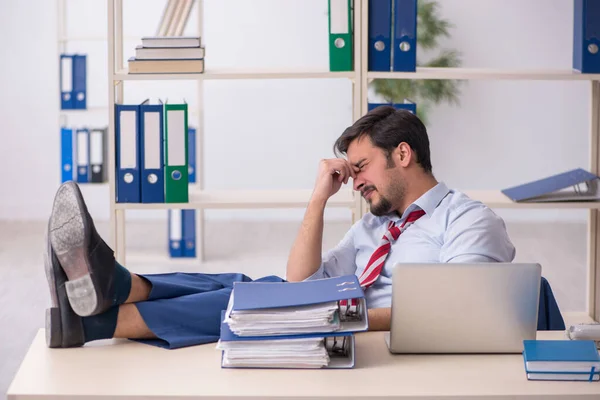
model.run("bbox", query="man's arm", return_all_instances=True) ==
[440,202,516,263]
[368,308,391,331]
[286,159,357,282]
[285,197,327,282]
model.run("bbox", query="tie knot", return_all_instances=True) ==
[383,209,425,242]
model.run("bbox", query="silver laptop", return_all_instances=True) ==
[385,263,541,354]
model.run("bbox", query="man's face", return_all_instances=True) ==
[347,137,406,216]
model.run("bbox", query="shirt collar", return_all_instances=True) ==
[402,182,450,219]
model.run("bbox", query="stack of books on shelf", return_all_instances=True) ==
[523,339,600,381]
[128,36,205,74]
[216,275,369,369]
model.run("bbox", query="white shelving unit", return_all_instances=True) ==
[106,0,364,264]
[106,0,600,323]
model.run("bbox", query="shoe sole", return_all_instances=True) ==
[49,182,98,317]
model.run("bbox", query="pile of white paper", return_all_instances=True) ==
[224,298,340,336]
[216,337,330,368]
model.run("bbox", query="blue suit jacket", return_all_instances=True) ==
[538,277,565,331]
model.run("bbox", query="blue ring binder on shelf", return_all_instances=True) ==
[501,168,600,203]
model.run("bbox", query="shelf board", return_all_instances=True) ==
[60,106,108,114]
[114,188,356,210]
[368,67,600,81]
[113,189,600,210]
[464,190,600,209]
[114,69,355,81]
[562,311,596,325]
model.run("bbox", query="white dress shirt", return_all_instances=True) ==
[306,182,516,309]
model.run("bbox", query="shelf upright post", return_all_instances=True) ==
[588,79,600,322]
[196,0,206,262]
[108,0,127,264]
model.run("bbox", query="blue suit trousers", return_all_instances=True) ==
[133,272,285,349]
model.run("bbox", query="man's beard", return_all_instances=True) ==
[369,194,393,216]
[365,179,406,217]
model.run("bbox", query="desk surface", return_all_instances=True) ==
[7,328,600,400]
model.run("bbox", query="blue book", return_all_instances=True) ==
[226,275,368,335]
[523,340,600,381]
[501,168,600,203]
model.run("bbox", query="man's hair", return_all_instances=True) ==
[333,106,433,173]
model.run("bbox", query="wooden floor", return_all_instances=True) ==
[0,219,588,399]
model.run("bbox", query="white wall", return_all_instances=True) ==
[0,0,591,223]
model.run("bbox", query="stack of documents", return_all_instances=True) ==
[128,36,205,74]
[217,311,354,369]
[217,275,368,369]
[225,301,341,336]
[523,340,600,381]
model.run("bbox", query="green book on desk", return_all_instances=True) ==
[523,340,600,381]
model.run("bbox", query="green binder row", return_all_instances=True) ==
[328,0,353,71]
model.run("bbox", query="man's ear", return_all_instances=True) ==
[396,142,411,167]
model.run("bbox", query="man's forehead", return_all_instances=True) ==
[347,137,374,162]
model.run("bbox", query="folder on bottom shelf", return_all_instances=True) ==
[182,209,196,257]
[60,127,74,183]
[501,168,600,203]
[224,275,368,337]
[90,127,107,183]
[165,101,189,203]
[168,209,183,257]
[76,128,90,183]
[217,311,356,369]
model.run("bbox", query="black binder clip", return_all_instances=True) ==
[337,298,362,322]
[324,336,349,357]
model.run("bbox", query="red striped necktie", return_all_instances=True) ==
[358,209,426,289]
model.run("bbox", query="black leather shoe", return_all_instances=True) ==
[44,228,85,348]
[48,181,116,317]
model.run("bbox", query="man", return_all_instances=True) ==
[45,106,515,349]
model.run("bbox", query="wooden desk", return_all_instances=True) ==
[7,329,600,400]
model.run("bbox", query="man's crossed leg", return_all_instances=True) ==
[45,181,284,349]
